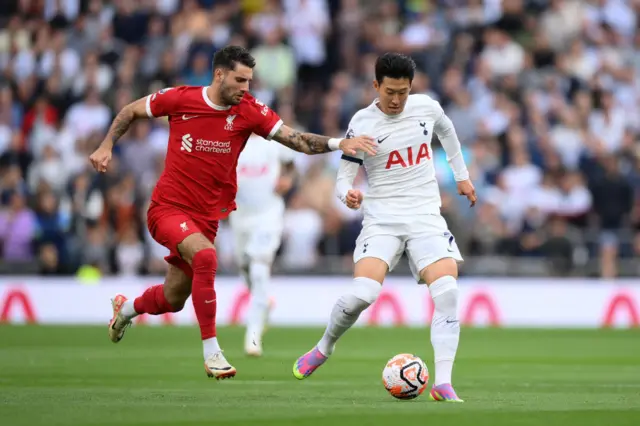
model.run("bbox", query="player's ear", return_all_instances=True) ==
[214,68,224,82]
[373,79,380,91]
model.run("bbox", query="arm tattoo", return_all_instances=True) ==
[273,127,332,155]
[108,107,136,146]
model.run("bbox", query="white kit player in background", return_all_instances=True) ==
[292,53,477,402]
[229,133,297,356]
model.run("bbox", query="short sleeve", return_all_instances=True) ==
[247,97,283,140]
[145,87,182,118]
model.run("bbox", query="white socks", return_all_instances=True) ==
[120,300,138,319]
[429,275,460,386]
[317,277,381,356]
[203,337,221,359]
[245,261,271,346]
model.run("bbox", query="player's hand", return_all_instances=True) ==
[457,179,477,207]
[339,136,377,156]
[89,143,113,173]
[345,189,363,210]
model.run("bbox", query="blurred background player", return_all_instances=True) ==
[229,133,296,356]
[293,53,476,402]
[89,45,377,380]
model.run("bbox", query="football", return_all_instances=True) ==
[382,353,429,400]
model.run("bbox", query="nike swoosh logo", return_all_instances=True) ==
[377,135,390,144]
[205,299,216,304]
[182,114,199,120]
[446,320,459,324]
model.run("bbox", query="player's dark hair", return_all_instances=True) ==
[213,45,256,71]
[375,53,416,84]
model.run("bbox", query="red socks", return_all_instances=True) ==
[133,285,178,315]
[191,248,218,340]
[132,249,218,340]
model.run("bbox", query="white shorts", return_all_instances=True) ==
[353,214,463,283]
[229,211,283,265]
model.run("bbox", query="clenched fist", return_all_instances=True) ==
[457,179,477,207]
[345,189,363,210]
[89,144,113,173]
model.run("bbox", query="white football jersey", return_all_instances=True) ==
[234,134,295,216]
[345,94,446,227]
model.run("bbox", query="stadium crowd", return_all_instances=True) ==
[0,0,639,278]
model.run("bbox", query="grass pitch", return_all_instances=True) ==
[0,325,639,426]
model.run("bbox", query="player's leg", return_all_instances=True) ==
[109,265,192,343]
[242,227,281,356]
[233,228,252,289]
[293,235,403,379]
[176,230,235,379]
[407,227,464,402]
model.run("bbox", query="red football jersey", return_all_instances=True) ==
[145,86,282,220]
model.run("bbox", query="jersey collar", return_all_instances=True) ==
[202,86,231,111]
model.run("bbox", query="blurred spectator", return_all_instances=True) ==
[28,144,68,193]
[39,242,63,275]
[115,223,144,276]
[0,190,36,262]
[34,190,70,266]
[590,155,634,278]
[252,29,296,93]
[64,88,110,139]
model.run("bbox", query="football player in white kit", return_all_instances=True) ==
[229,133,296,356]
[292,53,477,402]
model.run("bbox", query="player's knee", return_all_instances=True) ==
[421,258,458,284]
[165,294,186,311]
[351,276,382,305]
[249,261,270,283]
[429,275,458,313]
[191,247,217,272]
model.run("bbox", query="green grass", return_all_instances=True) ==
[1,326,639,426]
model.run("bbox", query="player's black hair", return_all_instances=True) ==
[213,45,256,70]
[375,53,416,84]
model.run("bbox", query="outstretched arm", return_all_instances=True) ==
[271,125,334,154]
[272,125,377,156]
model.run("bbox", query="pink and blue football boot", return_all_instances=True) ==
[293,347,328,379]
[429,383,464,402]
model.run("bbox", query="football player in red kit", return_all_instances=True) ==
[89,46,376,379]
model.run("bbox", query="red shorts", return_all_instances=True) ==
[147,201,219,278]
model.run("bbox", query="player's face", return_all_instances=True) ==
[217,64,253,105]
[374,77,411,115]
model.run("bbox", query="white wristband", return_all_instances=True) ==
[328,138,341,151]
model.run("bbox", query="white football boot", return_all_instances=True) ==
[204,351,237,379]
[108,294,132,343]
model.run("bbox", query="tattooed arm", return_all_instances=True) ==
[271,125,377,156]
[89,97,150,172]
[102,97,150,149]
[271,125,333,155]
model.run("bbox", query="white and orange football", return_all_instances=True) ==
[382,353,429,400]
